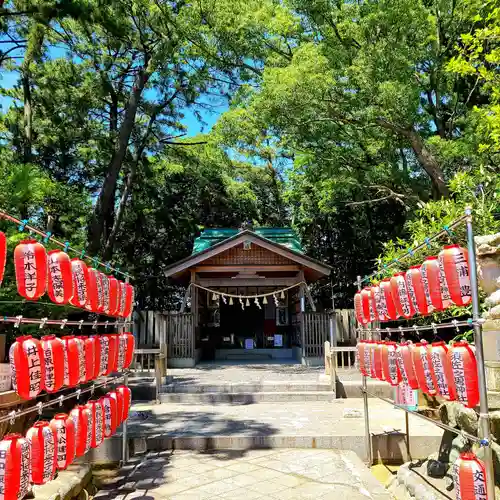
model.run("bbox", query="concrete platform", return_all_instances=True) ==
[114,398,443,464]
[160,391,334,404]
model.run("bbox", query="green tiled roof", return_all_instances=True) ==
[192,228,304,255]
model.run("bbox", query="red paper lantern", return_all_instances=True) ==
[101,394,118,438]
[49,413,75,471]
[69,258,89,308]
[420,257,445,312]
[81,336,95,383]
[396,342,419,390]
[453,452,488,500]
[405,266,430,316]
[120,332,135,370]
[41,335,65,393]
[0,231,6,286]
[109,389,124,426]
[354,292,368,325]
[118,281,126,317]
[361,288,374,323]
[91,335,102,379]
[104,334,119,375]
[449,342,479,408]
[86,400,104,449]
[117,334,127,372]
[372,283,389,321]
[123,283,134,318]
[117,385,132,422]
[381,341,401,386]
[412,341,437,396]
[390,273,415,319]
[14,240,47,300]
[0,434,30,500]
[26,421,56,484]
[9,335,45,399]
[373,341,385,381]
[108,276,120,316]
[368,341,377,379]
[85,268,102,313]
[47,249,73,304]
[61,335,83,387]
[101,273,111,315]
[440,245,472,307]
[430,342,456,401]
[70,405,92,457]
[97,335,110,377]
[357,340,369,376]
[380,278,399,320]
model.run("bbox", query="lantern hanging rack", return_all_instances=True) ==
[0,315,131,328]
[362,389,490,447]
[356,213,468,286]
[0,373,127,425]
[0,209,132,280]
[190,281,306,299]
[357,318,476,334]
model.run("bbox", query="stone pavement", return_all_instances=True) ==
[94,448,393,500]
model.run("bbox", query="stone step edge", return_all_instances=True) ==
[162,384,332,393]
[158,391,335,402]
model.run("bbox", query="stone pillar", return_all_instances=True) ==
[483,320,500,409]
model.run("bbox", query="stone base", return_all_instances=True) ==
[32,464,93,500]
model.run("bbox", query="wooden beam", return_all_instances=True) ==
[195,265,300,273]
[197,277,300,287]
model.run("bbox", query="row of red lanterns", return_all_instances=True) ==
[9,333,135,400]
[357,339,479,408]
[0,237,134,317]
[354,245,471,324]
[0,386,131,499]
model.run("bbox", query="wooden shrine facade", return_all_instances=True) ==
[163,229,332,367]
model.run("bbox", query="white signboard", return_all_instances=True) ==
[245,339,254,350]
[274,334,283,347]
[394,383,418,411]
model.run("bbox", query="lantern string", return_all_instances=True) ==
[361,389,490,446]
[356,214,468,285]
[0,209,132,280]
[190,281,304,300]
[0,373,127,424]
[358,318,475,334]
[0,316,131,327]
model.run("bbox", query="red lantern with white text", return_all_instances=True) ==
[49,414,75,470]
[121,332,135,370]
[373,342,384,381]
[381,342,401,386]
[91,335,102,379]
[104,334,119,375]
[123,283,134,318]
[86,268,103,313]
[81,336,95,383]
[430,342,456,401]
[70,405,92,457]
[118,281,127,317]
[412,341,437,396]
[69,258,89,308]
[361,287,374,322]
[117,385,132,422]
[440,245,472,307]
[47,249,73,304]
[396,342,419,389]
[449,342,479,408]
[406,266,430,316]
[101,394,118,437]
[372,284,388,321]
[367,341,377,379]
[101,273,110,315]
[108,276,120,316]
[14,240,47,300]
[9,335,45,399]
[357,340,369,376]
[109,389,124,426]
[420,257,446,312]
[86,400,104,448]
[61,335,83,387]
[0,231,6,286]
[41,335,65,393]
[453,451,488,500]
[26,421,56,484]
[380,278,399,320]
[0,434,30,500]
[390,273,415,319]
[354,292,368,325]
[97,335,110,377]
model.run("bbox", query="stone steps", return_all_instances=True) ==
[159,391,334,404]
[162,382,332,393]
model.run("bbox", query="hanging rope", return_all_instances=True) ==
[190,281,306,299]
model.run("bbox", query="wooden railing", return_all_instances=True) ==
[130,346,167,402]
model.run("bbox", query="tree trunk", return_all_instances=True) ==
[87,61,151,255]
